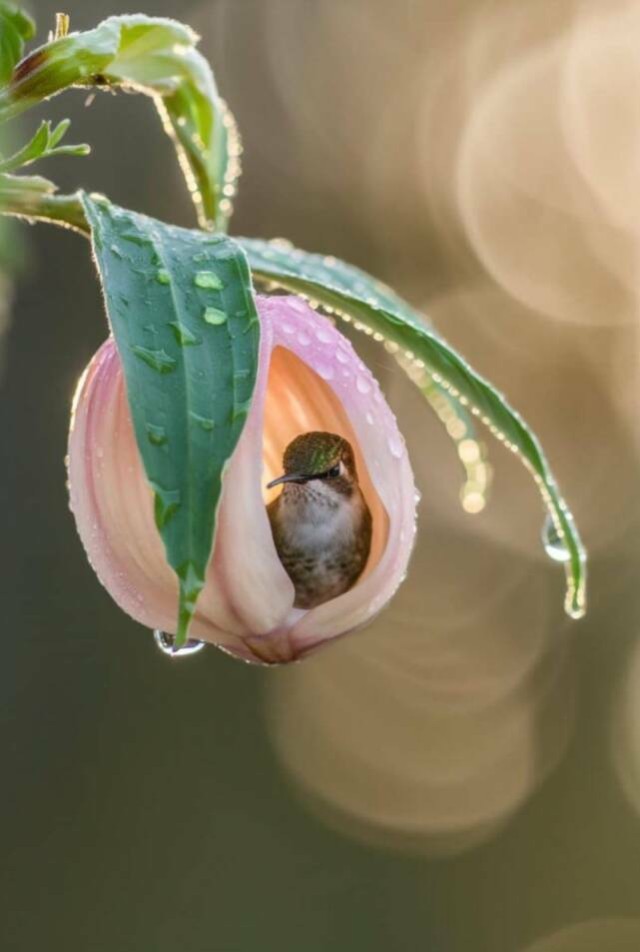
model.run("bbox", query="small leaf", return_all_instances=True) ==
[82,194,260,647]
[240,237,587,622]
[0,118,89,174]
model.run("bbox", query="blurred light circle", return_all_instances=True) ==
[268,537,574,857]
[456,36,634,325]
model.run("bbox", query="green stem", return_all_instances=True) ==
[0,187,89,236]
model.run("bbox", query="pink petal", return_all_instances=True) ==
[68,294,417,663]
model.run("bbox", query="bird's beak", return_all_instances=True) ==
[266,473,308,489]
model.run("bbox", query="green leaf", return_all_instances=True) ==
[240,237,587,621]
[0,118,89,173]
[0,15,238,231]
[0,2,35,42]
[0,2,35,84]
[82,194,260,646]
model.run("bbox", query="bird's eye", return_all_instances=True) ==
[327,464,341,478]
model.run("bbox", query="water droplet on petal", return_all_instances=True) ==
[194,271,223,290]
[297,331,311,346]
[366,412,374,425]
[282,323,295,335]
[542,515,570,562]
[288,298,307,313]
[316,361,334,381]
[387,433,404,459]
[356,374,371,394]
[336,349,350,365]
[154,630,206,658]
[315,327,333,344]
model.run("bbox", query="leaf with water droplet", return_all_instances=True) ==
[150,483,181,529]
[542,515,570,563]
[202,306,227,326]
[194,271,223,290]
[82,194,260,648]
[190,412,215,431]
[168,321,201,347]
[146,422,168,447]
[131,345,177,374]
[241,236,587,622]
[156,269,171,285]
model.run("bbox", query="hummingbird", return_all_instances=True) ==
[266,431,373,609]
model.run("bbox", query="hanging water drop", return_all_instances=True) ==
[542,515,570,563]
[154,630,206,658]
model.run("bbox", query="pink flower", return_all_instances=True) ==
[68,294,417,664]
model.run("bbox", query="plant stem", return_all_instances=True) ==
[0,188,89,236]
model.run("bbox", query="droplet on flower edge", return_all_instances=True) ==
[154,630,206,658]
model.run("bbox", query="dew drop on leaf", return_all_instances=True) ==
[156,269,171,285]
[194,271,224,290]
[202,307,227,326]
[542,515,571,563]
[154,630,206,658]
[145,423,168,447]
[131,345,177,374]
[168,321,200,346]
[189,412,215,431]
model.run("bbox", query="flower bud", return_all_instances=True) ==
[68,294,417,663]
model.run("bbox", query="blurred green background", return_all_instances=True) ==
[3,0,640,949]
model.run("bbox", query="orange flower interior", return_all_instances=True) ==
[262,346,389,586]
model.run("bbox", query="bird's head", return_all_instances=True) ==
[267,431,358,498]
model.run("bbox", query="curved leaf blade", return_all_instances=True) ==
[82,195,259,645]
[240,237,586,621]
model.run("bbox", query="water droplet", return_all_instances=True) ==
[190,412,215,431]
[297,332,311,346]
[146,423,167,447]
[154,630,206,658]
[315,327,333,344]
[156,269,171,285]
[387,433,404,459]
[231,398,252,422]
[288,298,307,313]
[316,361,334,381]
[542,515,570,563]
[168,321,200,346]
[203,307,227,326]
[150,484,181,529]
[356,375,371,394]
[336,348,349,365]
[194,271,223,290]
[282,322,295,335]
[110,244,123,259]
[131,345,177,374]
[366,412,374,425]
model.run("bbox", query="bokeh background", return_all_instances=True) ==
[3,0,640,949]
